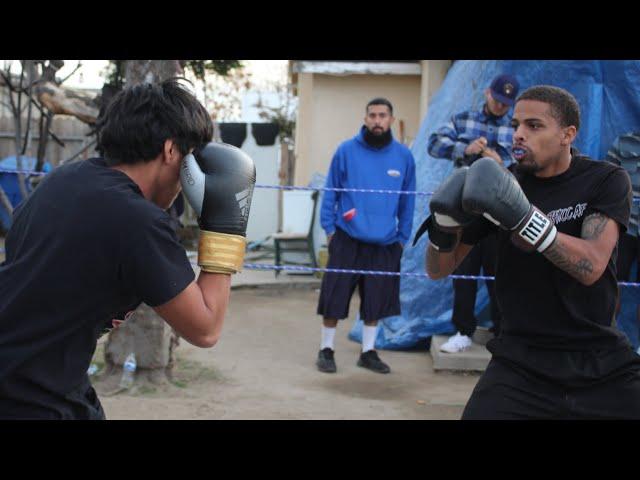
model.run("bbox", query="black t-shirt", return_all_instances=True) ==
[0,158,195,419]
[461,152,640,386]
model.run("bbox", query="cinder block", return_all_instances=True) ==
[472,326,495,346]
[430,335,492,372]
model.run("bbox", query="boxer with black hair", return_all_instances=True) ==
[419,85,640,419]
[0,78,255,419]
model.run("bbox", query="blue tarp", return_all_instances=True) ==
[0,156,51,231]
[349,60,640,350]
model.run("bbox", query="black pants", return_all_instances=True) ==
[452,233,501,337]
[462,358,640,420]
[317,228,402,322]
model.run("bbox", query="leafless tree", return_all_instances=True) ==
[0,60,99,224]
[0,59,242,389]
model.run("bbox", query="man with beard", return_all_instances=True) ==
[419,85,640,419]
[427,74,519,353]
[315,98,416,374]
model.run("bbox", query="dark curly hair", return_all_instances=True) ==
[96,78,213,165]
[516,85,581,131]
[366,97,394,115]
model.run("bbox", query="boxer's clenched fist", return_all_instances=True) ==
[462,157,557,253]
[413,167,478,251]
[181,142,256,274]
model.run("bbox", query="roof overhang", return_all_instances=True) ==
[291,61,421,76]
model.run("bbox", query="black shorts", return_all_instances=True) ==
[616,232,639,281]
[462,358,640,420]
[316,228,402,321]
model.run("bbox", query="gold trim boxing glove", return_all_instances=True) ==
[198,231,246,274]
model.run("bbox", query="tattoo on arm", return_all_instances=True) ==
[542,212,611,283]
[543,238,594,283]
[581,212,609,240]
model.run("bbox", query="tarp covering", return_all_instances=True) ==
[349,60,640,349]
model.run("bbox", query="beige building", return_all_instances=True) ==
[290,60,451,185]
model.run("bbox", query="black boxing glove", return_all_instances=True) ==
[413,167,478,251]
[181,142,256,274]
[461,157,557,253]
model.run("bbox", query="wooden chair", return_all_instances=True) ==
[273,190,319,276]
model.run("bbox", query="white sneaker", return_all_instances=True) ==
[440,332,472,353]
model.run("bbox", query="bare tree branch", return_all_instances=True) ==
[0,184,13,217]
[23,97,65,147]
[34,81,99,124]
[0,70,18,117]
[0,70,15,90]
[36,112,50,171]
[14,64,30,201]
[21,61,36,155]
[58,61,82,85]
[59,138,97,165]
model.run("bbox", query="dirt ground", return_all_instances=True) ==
[92,285,481,420]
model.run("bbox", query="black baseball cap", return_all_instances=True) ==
[489,74,520,106]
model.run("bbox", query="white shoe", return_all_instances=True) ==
[440,332,472,353]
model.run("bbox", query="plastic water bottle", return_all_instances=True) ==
[119,353,137,389]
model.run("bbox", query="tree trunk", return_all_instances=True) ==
[35,112,52,172]
[124,60,184,86]
[103,60,185,387]
[0,185,13,219]
[13,64,29,202]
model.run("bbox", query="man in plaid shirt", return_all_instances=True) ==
[605,131,640,343]
[428,74,519,353]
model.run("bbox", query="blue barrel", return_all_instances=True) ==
[0,156,51,231]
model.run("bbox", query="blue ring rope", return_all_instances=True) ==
[1,169,640,202]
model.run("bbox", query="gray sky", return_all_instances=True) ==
[57,60,288,90]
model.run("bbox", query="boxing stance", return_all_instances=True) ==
[416,85,640,419]
[0,79,255,419]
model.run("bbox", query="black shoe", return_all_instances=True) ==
[317,348,337,373]
[357,350,391,374]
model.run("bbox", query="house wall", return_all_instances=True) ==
[294,73,421,186]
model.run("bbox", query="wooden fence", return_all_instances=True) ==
[0,115,97,167]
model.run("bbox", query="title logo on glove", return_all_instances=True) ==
[519,210,551,245]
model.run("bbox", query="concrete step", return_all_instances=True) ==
[472,326,494,346]
[430,332,493,372]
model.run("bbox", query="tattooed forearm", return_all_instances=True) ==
[541,212,616,285]
[543,235,594,283]
[581,212,608,240]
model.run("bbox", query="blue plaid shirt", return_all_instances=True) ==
[428,106,515,167]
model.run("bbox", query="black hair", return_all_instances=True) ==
[516,85,581,132]
[366,97,393,115]
[96,78,213,165]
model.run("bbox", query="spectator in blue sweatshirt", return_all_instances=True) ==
[316,98,416,375]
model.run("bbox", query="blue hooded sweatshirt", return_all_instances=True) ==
[320,126,416,245]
